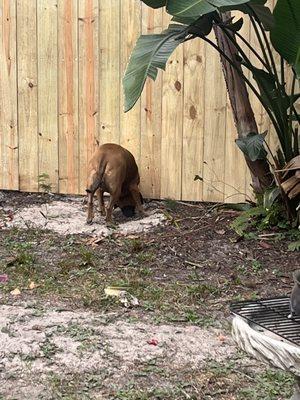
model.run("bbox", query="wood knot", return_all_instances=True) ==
[174,81,182,92]
[189,105,197,120]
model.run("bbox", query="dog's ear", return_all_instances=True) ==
[140,193,144,205]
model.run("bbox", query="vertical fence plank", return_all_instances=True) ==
[140,5,162,199]
[202,37,227,202]
[160,13,183,200]
[78,0,99,193]
[0,0,18,190]
[37,0,58,192]
[120,0,141,163]
[99,0,120,146]
[17,0,38,192]
[58,0,79,194]
[181,38,205,201]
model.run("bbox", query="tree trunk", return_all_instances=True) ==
[213,13,273,194]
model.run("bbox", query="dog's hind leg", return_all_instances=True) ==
[86,170,101,224]
[96,188,106,216]
[86,190,95,224]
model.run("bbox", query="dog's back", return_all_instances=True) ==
[86,143,144,223]
[88,143,139,193]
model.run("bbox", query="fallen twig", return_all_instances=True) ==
[184,260,204,268]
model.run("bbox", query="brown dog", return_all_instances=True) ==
[86,143,145,224]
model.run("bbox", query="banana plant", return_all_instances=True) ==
[123,0,300,216]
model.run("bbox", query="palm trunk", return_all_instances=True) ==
[213,13,273,194]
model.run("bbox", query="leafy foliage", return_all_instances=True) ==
[288,240,300,252]
[141,0,166,8]
[123,24,186,112]
[236,132,267,161]
[271,0,300,78]
[124,0,300,220]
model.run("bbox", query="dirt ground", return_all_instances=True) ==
[0,190,299,400]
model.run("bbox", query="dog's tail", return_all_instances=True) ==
[86,158,107,193]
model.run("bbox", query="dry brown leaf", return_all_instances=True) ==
[279,155,300,199]
[86,236,105,247]
[288,182,300,199]
[281,175,299,193]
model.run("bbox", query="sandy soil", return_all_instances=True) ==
[3,198,166,236]
[0,191,298,399]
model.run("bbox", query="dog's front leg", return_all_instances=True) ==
[129,184,147,217]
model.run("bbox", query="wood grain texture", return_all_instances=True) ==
[99,0,120,146]
[160,13,183,200]
[58,0,79,194]
[0,0,18,190]
[37,0,58,192]
[181,38,205,201]
[0,3,290,202]
[17,0,38,192]
[78,0,99,193]
[140,4,163,199]
[120,0,141,163]
[202,36,227,202]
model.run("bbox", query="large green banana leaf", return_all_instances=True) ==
[141,0,273,30]
[167,0,250,18]
[271,0,300,78]
[141,0,166,8]
[123,25,186,112]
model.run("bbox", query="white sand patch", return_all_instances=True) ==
[4,200,166,236]
[0,304,235,377]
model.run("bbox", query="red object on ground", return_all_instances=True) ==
[147,339,158,346]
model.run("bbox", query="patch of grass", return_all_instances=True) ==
[288,240,300,252]
[238,370,294,400]
[40,338,61,359]
[48,372,105,399]
[114,385,193,400]
[138,267,153,277]
[38,173,52,193]
[203,361,294,400]
[187,283,220,299]
[251,259,263,273]
[164,199,179,211]
[184,311,217,327]
[125,238,145,253]
[56,323,101,352]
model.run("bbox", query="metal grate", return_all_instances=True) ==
[230,296,300,347]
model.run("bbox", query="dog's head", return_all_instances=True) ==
[116,193,144,217]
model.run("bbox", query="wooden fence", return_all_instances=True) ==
[0,0,277,203]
